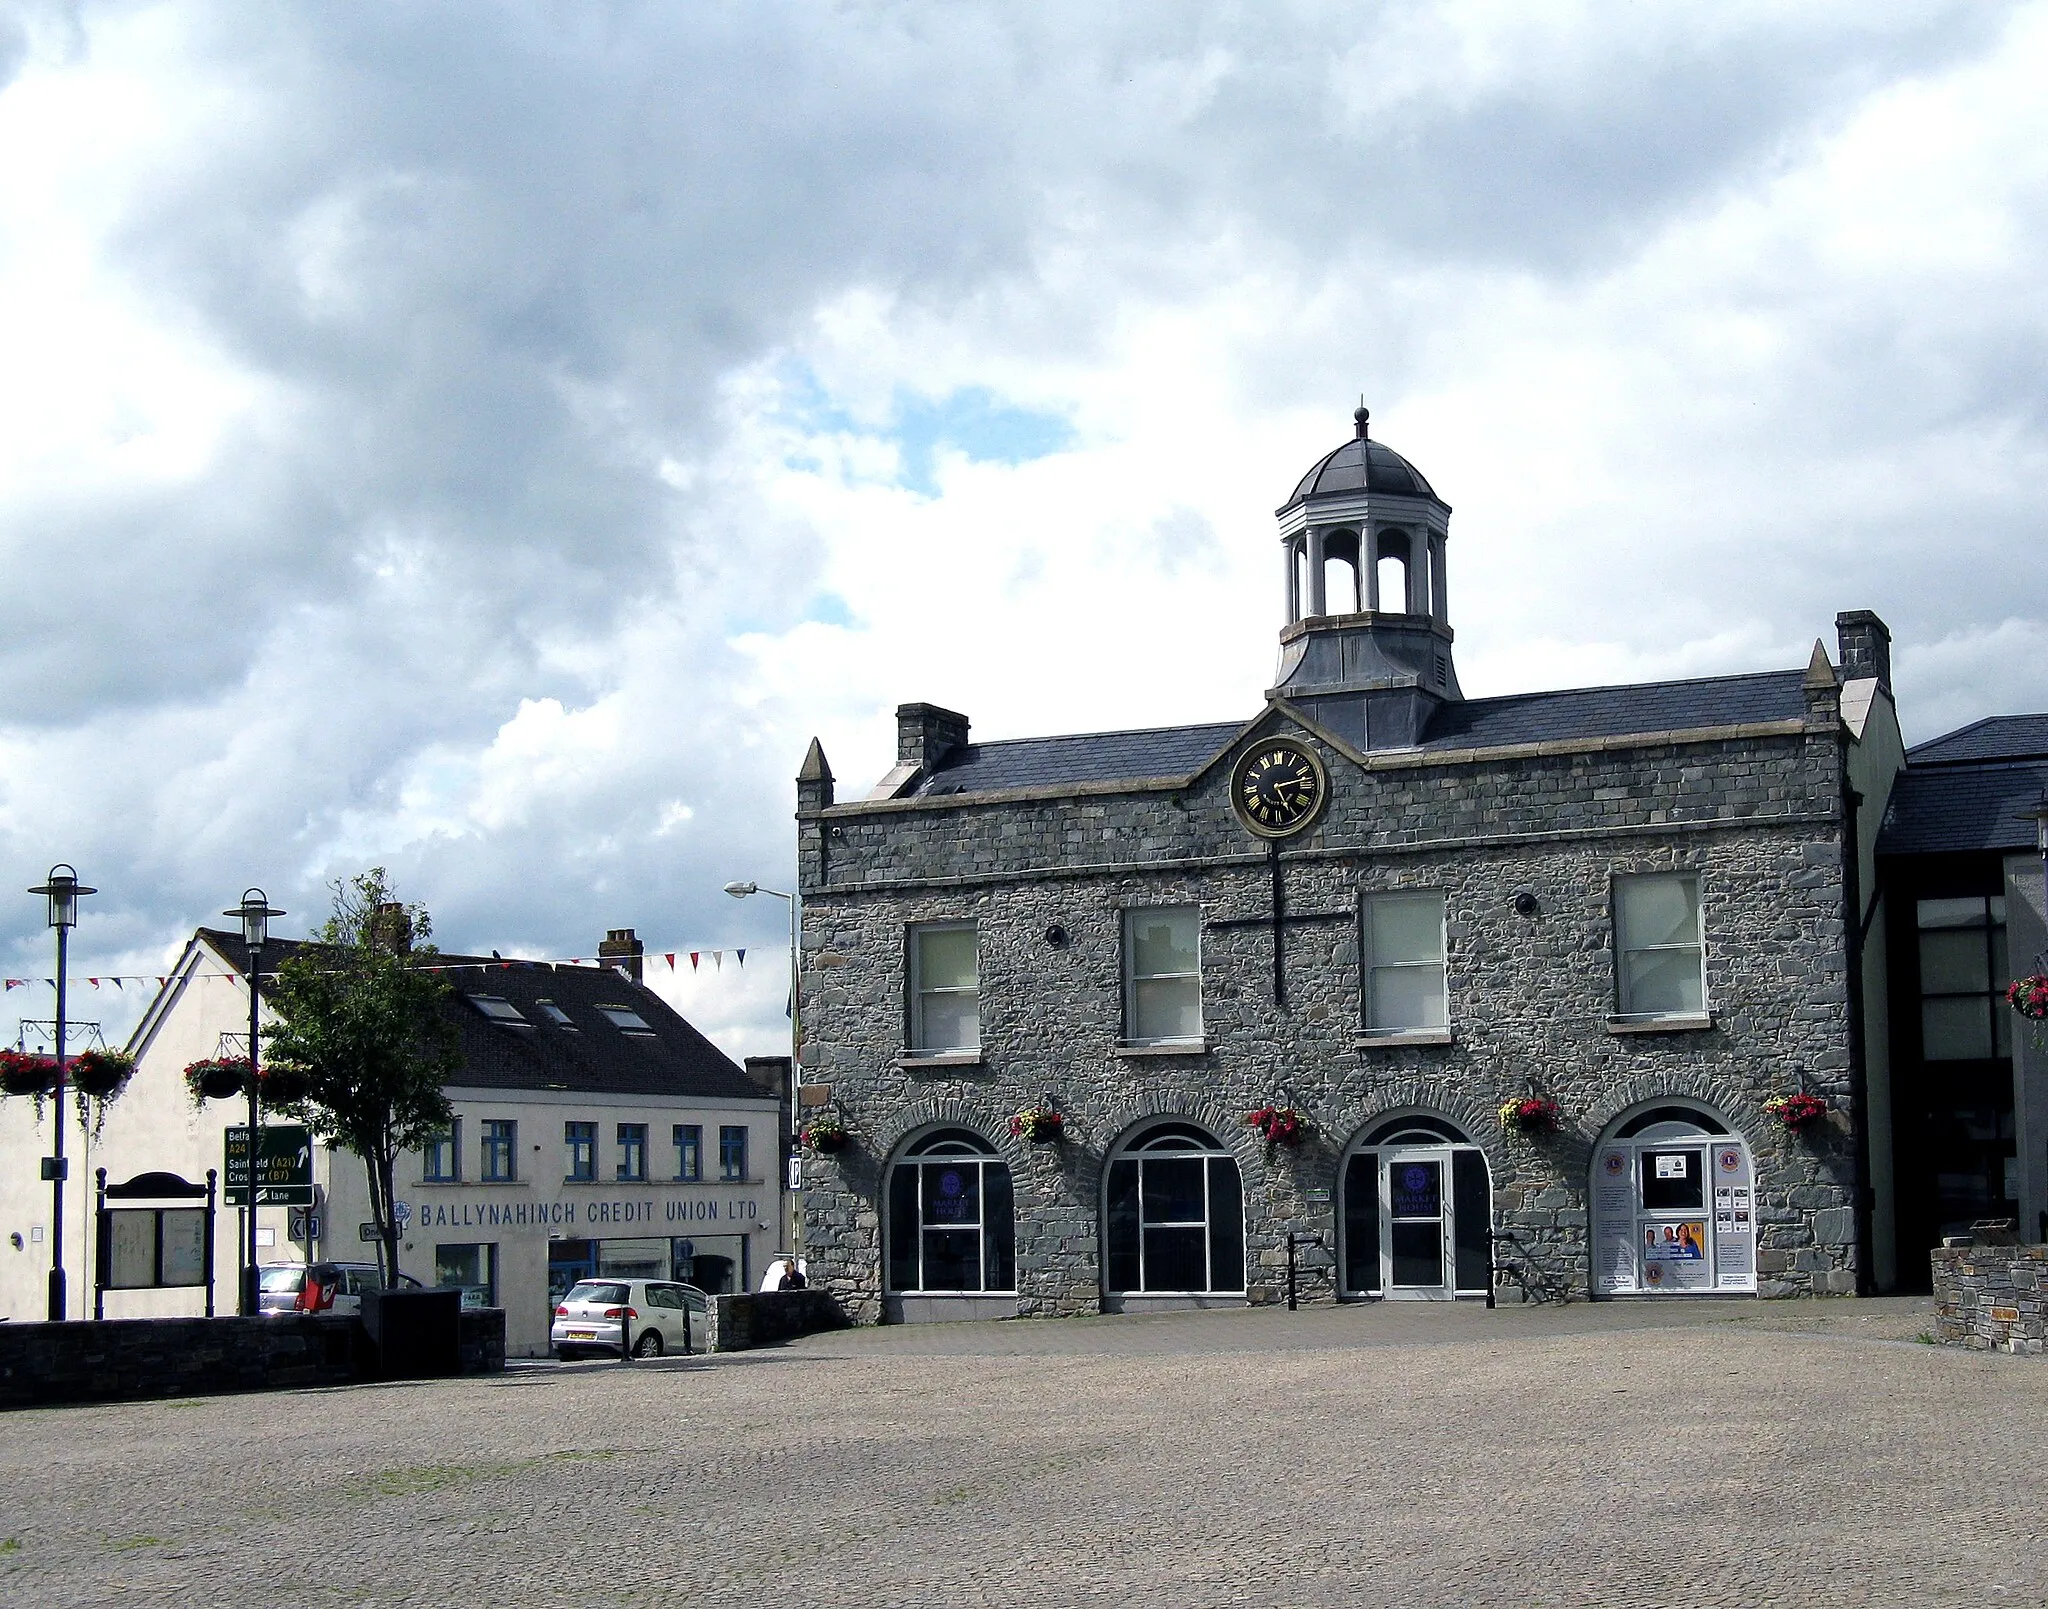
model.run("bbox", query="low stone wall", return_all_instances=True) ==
[0,1307,506,1410]
[1932,1245,2048,1353]
[705,1288,847,1352]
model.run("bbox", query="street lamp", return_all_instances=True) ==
[225,888,285,1318]
[724,880,802,1253]
[26,865,94,1322]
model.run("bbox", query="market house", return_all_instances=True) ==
[0,924,789,1357]
[792,408,1918,1319]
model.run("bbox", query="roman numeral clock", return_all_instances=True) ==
[1227,738,1330,1006]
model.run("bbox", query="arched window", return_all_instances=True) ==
[885,1129,1015,1294]
[1104,1122,1243,1298]
[1341,1114,1491,1300]
[1591,1101,1754,1297]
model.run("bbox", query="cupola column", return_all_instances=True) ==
[1282,536,1301,623]
[1429,533,1448,624]
[1404,531,1429,614]
[1307,525,1327,617]
[1365,526,1382,611]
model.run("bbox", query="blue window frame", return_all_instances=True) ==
[719,1125,748,1182]
[480,1120,516,1183]
[674,1124,702,1181]
[566,1121,597,1182]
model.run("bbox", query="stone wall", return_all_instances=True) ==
[704,1287,848,1352]
[0,1309,506,1410]
[1932,1245,2048,1353]
[799,714,1861,1321]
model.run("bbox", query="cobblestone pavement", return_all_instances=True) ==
[3,1296,2043,1608]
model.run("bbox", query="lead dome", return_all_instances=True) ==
[1279,407,1441,512]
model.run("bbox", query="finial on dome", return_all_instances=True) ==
[1353,404,1370,440]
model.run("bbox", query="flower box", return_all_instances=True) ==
[1246,1105,1306,1148]
[1762,1091,1829,1130]
[1010,1107,1065,1143]
[1499,1096,1561,1134]
[801,1115,848,1154]
[0,1049,59,1098]
[184,1058,251,1102]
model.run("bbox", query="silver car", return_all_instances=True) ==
[550,1278,708,1359]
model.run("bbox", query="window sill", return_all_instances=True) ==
[1354,1028,1455,1049]
[1114,1038,1210,1057]
[1605,1012,1714,1035]
[897,1050,984,1069]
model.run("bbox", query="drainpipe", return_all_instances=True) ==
[1843,780,1874,1296]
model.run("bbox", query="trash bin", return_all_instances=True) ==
[360,1287,462,1379]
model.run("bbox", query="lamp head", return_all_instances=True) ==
[29,864,94,930]
[226,887,285,950]
[723,881,758,899]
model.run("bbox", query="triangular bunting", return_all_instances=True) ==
[690,952,700,971]
[665,953,676,970]
[713,951,723,970]
[737,949,746,966]
[4,980,18,990]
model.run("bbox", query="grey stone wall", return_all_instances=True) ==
[1932,1244,2048,1353]
[704,1287,848,1351]
[799,715,1860,1320]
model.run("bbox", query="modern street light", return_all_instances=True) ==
[26,864,94,1322]
[724,880,802,1256]
[226,888,285,1318]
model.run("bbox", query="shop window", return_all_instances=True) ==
[480,1119,516,1183]
[424,1119,461,1182]
[1917,896,2011,1061]
[617,1123,647,1181]
[719,1125,748,1182]
[909,922,979,1053]
[674,1124,702,1181]
[1362,893,1447,1031]
[435,1243,496,1309]
[885,1129,1016,1293]
[1124,907,1201,1043]
[1614,874,1705,1017]
[1103,1122,1243,1296]
[566,1121,597,1182]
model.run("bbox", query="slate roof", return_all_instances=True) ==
[198,929,766,1103]
[1282,435,1441,511]
[1879,762,2048,857]
[1906,714,2048,767]
[905,670,1810,799]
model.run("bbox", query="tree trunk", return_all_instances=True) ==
[375,1149,400,1290]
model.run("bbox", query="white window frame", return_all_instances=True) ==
[1361,891,1448,1035]
[1122,905,1203,1046]
[1613,873,1707,1020]
[908,921,980,1054]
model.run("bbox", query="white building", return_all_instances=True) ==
[0,926,788,1357]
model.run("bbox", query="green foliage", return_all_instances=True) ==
[262,869,461,1278]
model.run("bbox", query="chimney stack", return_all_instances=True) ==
[896,702,970,776]
[372,902,413,954]
[599,927,644,983]
[1835,610,1892,692]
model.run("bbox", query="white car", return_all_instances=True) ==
[258,1261,423,1316]
[551,1278,708,1360]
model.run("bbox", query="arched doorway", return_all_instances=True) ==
[1103,1121,1244,1310]
[884,1128,1016,1322]
[1341,1114,1492,1300]
[1591,1102,1756,1296]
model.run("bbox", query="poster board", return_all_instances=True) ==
[1592,1148,1636,1295]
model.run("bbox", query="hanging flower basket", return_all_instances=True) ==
[184,1057,251,1103]
[0,1049,60,1098]
[68,1049,136,1100]
[1246,1105,1306,1148]
[1762,1092,1829,1130]
[801,1114,848,1153]
[1499,1096,1561,1134]
[1010,1106,1065,1143]
[258,1062,313,1104]
[2008,975,2048,1022]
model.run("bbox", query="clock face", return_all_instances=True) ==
[1231,741,1327,838]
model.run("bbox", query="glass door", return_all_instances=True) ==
[1379,1147,1454,1299]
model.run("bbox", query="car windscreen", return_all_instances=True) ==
[564,1282,629,1305]
[259,1267,306,1292]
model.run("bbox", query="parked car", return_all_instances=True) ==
[258,1262,422,1316]
[551,1278,708,1359]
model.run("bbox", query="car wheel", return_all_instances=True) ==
[632,1330,664,1359]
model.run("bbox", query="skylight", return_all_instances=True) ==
[468,994,526,1024]
[597,1004,653,1033]
[535,1000,576,1028]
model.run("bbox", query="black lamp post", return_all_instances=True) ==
[724,879,802,1251]
[27,865,94,1323]
[227,888,284,1318]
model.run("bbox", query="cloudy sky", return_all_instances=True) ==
[3,1,2045,1059]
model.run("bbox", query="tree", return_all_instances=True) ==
[263,869,461,1285]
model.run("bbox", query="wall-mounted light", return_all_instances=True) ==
[1044,924,1069,949]
[1512,891,1540,917]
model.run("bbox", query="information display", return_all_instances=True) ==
[1593,1132,1756,1296]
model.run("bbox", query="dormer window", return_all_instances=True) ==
[535,1000,576,1029]
[468,994,527,1025]
[597,1003,654,1035]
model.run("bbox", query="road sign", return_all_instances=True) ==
[287,1206,322,1242]
[224,1124,314,1206]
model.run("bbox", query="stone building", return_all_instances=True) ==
[795,409,1906,1319]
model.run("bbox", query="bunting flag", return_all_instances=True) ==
[664,952,676,969]
[690,952,700,971]
[713,952,722,970]
[737,949,746,966]
[4,980,18,991]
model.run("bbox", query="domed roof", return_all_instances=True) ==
[1280,408,1441,511]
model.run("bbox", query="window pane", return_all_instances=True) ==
[1991,926,2009,989]
[1370,895,1443,965]
[1923,997,1993,1061]
[1623,949,1704,1015]
[1639,1150,1704,1211]
[1142,1227,1207,1291]
[922,1229,982,1291]
[1206,1157,1242,1293]
[1619,877,1699,950]
[918,992,980,1052]
[1452,1150,1492,1293]
[1920,929,1989,994]
[1105,1161,1140,1292]
[984,1164,1015,1291]
[1134,977,1202,1041]
[1141,1157,1206,1225]
[922,1161,981,1227]
[1917,897,1987,930]
[1343,1154,1381,1293]
[886,1167,919,1291]
[918,927,978,991]
[1389,1221,1443,1287]
[1388,1158,1442,1220]
[1370,964,1447,1030]
[1131,909,1198,978]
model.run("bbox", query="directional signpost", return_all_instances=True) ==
[224,1124,314,1207]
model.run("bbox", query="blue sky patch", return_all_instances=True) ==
[785,371,1075,496]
